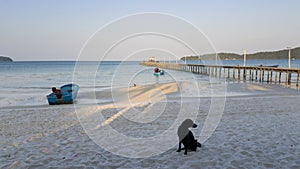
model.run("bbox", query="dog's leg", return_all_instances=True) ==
[177,142,182,152]
[184,147,188,155]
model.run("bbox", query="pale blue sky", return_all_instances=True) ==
[0,0,300,61]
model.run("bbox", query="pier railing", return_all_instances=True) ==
[141,61,300,87]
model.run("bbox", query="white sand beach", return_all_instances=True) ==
[1,82,300,168]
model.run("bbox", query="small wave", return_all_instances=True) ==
[17,86,52,89]
[78,85,111,89]
[0,94,48,108]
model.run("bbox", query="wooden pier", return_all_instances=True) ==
[141,61,300,87]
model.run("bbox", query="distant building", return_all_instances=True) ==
[148,56,155,62]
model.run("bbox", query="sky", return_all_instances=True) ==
[0,0,300,61]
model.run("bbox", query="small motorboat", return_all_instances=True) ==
[258,65,279,68]
[153,70,165,76]
[47,83,79,105]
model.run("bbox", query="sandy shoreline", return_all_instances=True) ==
[1,82,300,168]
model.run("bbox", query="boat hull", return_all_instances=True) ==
[153,70,164,76]
[258,65,279,68]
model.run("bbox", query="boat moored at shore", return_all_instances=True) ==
[47,83,79,105]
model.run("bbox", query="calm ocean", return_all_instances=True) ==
[0,59,299,108]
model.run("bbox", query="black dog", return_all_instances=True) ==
[177,119,201,155]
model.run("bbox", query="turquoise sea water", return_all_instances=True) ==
[0,59,299,108]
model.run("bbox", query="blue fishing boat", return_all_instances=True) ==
[47,83,79,105]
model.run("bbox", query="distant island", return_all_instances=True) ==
[0,56,13,62]
[181,47,300,60]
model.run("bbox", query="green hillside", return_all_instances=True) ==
[0,56,13,62]
[182,47,300,60]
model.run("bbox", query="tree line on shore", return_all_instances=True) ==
[0,56,13,62]
[181,47,300,60]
